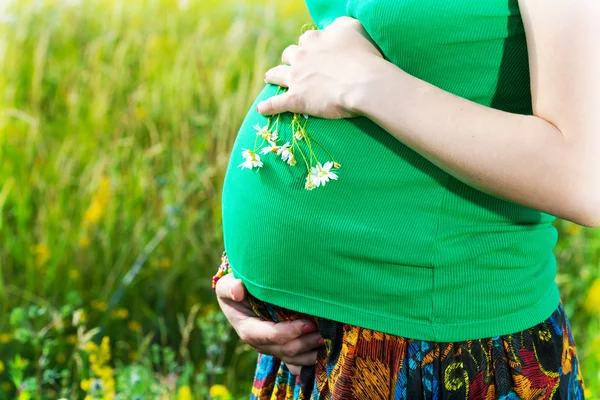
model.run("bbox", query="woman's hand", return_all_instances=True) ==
[258,16,385,119]
[215,274,324,376]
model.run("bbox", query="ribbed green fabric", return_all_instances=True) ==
[221,0,561,341]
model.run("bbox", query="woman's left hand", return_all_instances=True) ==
[258,16,385,119]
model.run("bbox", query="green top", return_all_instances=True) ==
[221,0,560,341]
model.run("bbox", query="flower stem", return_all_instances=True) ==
[304,134,337,164]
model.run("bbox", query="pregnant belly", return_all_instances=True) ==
[221,84,447,303]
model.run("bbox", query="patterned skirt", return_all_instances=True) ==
[244,289,586,400]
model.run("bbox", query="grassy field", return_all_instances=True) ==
[0,0,598,398]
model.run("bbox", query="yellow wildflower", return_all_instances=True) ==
[128,321,142,333]
[100,337,110,355]
[33,244,51,267]
[91,300,108,312]
[84,177,111,225]
[209,384,231,399]
[0,333,11,344]
[84,202,103,224]
[83,336,115,400]
[177,385,192,400]
[0,382,10,392]
[79,236,90,249]
[0,361,4,374]
[584,387,593,400]
[84,342,98,352]
[584,278,600,314]
[81,379,92,392]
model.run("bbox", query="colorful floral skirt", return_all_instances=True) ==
[245,291,585,399]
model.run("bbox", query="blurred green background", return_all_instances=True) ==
[0,0,598,398]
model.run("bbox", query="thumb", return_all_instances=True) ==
[215,273,247,302]
[229,277,247,302]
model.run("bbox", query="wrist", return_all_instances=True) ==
[343,57,403,118]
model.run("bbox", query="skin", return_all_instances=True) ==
[215,274,323,376]
[218,0,600,376]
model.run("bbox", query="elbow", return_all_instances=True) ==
[565,147,600,228]
[574,184,600,228]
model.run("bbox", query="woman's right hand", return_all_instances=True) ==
[214,274,324,376]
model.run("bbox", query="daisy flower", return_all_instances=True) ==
[260,142,281,154]
[238,149,263,170]
[276,142,296,165]
[254,123,278,142]
[310,161,338,187]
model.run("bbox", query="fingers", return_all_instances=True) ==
[283,350,318,368]
[264,64,291,88]
[257,92,301,116]
[259,331,324,362]
[239,318,317,348]
[281,44,299,65]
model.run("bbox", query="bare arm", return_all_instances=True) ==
[342,0,600,227]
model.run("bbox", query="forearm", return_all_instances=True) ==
[348,59,598,227]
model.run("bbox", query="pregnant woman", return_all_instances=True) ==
[216,0,597,398]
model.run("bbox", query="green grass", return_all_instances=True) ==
[0,0,598,398]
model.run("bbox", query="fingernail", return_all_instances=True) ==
[318,337,325,346]
[302,324,316,333]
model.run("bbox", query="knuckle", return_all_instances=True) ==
[295,47,308,60]
[275,334,288,346]
[263,98,273,113]
[298,30,318,44]
[282,342,299,357]
[266,331,280,345]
